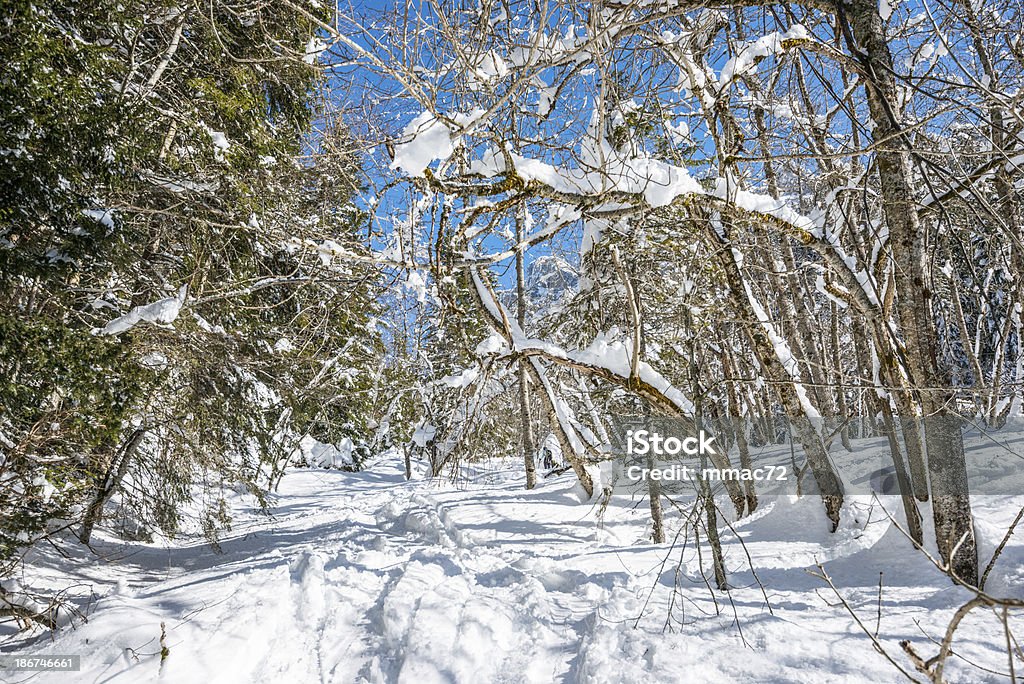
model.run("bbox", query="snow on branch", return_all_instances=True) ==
[469,270,696,419]
[93,286,188,336]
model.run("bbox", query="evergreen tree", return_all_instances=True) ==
[0,0,382,562]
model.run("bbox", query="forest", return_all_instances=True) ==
[1,0,1024,681]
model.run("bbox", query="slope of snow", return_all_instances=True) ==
[3,451,1022,683]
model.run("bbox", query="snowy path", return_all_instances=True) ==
[7,457,1023,683]
[14,464,625,683]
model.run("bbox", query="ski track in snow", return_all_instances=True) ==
[4,457,1023,683]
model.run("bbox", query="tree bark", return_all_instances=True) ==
[647,452,666,544]
[516,212,537,490]
[721,347,757,515]
[79,428,147,545]
[717,235,844,530]
[843,0,978,583]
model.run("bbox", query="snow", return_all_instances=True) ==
[0,579,44,615]
[390,112,455,176]
[390,110,486,176]
[714,179,815,231]
[507,28,592,69]
[412,422,437,447]
[665,119,691,145]
[8,9,1024,680]
[139,351,169,370]
[718,25,809,88]
[461,136,703,213]
[536,84,557,117]
[207,129,230,160]
[81,208,115,230]
[7,449,1023,683]
[438,367,480,389]
[404,270,429,303]
[470,51,509,84]
[502,146,704,209]
[570,331,696,415]
[474,334,507,356]
[290,435,355,469]
[94,285,188,336]
[304,35,327,64]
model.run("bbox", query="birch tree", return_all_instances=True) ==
[324,0,1023,584]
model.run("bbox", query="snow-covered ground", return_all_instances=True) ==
[3,452,1023,683]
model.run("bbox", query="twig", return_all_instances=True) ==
[876,571,884,638]
[980,506,1024,591]
[807,562,922,682]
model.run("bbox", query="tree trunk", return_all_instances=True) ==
[518,364,537,489]
[722,347,757,515]
[879,397,924,545]
[647,453,666,544]
[830,301,854,451]
[516,212,537,490]
[844,0,978,583]
[716,237,844,530]
[80,429,146,545]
